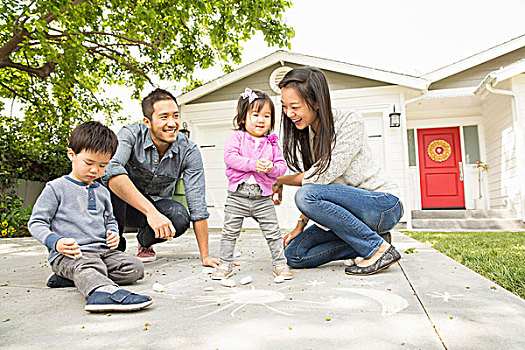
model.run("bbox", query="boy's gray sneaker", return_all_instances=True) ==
[46,273,75,288]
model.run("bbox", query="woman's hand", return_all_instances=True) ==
[271,184,283,205]
[283,225,303,248]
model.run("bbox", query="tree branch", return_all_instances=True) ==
[0,27,31,63]
[85,48,154,86]
[47,28,159,50]
[0,58,55,79]
[0,80,33,104]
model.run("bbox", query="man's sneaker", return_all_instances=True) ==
[137,244,156,262]
[85,289,152,312]
[211,265,233,280]
[46,273,75,288]
[273,264,293,280]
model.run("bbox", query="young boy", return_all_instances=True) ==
[28,121,152,312]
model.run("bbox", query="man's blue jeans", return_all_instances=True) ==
[284,184,403,268]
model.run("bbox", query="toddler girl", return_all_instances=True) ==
[212,88,292,280]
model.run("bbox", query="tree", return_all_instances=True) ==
[0,0,293,185]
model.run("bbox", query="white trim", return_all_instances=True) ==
[424,34,525,83]
[407,116,483,130]
[177,51,426,105]
[399,91,412,228]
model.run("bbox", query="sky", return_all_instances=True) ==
[192,0,525,83]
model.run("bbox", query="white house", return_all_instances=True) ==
[177,35,525,230]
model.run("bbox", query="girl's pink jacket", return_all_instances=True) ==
[224,131,287,196]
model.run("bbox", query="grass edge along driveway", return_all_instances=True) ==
[402,231,525,300]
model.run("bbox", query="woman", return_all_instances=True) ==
[273,66,403,275]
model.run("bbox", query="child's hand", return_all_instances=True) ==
[106,230,120,249]
[56,238,82,259]
[256,159,274,173]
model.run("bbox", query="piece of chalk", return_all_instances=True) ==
[201,267,215,275]
[343,259,355,267]
[220,279,236,288]
[274,276,285,283]
[240,276,253,285]
[203,286,214,292]
[152,282,165,292]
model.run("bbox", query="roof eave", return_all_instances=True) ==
[424,34,525,83]
[177,51,427,105]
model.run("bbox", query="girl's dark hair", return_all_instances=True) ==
[69,121,119,157]
[278,66,335,178]
[142,88,178,120]
[233,89,275,133]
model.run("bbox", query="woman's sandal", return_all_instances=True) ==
[344,245,401,276]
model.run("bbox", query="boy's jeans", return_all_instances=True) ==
[51,248,144,298]
[285,184,403,268]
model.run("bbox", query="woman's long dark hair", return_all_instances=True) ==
[278,66,335,178]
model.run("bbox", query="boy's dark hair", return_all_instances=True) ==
[69,121,119,157]
[233,89,275,133]
[142,88,178,120]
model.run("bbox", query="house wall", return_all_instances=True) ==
[181,85,407,229]
[511,74,525,219]
[480,80,517,209]
[429,47,525,90]
[190,63,390,104]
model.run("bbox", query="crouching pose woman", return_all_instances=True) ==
[273,66,403,276]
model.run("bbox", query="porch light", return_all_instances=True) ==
[180,121,190,138]
[389,106,401,127]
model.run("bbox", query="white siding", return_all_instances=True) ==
[481,80,517,209]
[511,74,525,219]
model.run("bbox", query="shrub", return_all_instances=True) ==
[0,116,70,189]
[0,193,33,238]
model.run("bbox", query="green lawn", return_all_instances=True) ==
[402,231,525,299]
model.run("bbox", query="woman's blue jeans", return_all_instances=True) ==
[284,184,403,268]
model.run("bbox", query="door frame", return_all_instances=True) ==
[407,116,486,210]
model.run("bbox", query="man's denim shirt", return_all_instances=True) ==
[101,123,209,222]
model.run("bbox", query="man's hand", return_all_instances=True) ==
[147,210,176,240]
[202,255,220,267]
[271,184,283,205]
[106,230,120,249]
[56,238,82,259]
[283,225,304,248]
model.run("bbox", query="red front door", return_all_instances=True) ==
[418,127,465,209]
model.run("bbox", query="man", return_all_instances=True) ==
[101,88,218,266]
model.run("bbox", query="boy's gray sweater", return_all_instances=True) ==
[28,176,118,263]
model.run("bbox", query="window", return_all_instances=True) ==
[463,125,480,164]
[407,129,416,166]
